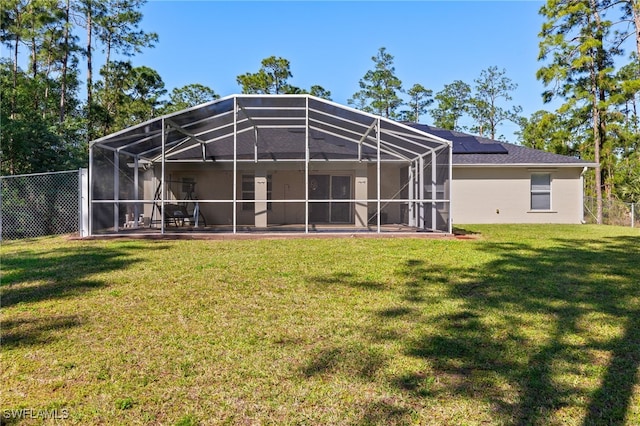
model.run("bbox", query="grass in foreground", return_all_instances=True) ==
[1,225,639,425]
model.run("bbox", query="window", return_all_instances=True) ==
[242,174,272,211]
[531,173,551,210]
[181,177,196,197]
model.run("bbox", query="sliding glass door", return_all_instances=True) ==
[309,175,352,223]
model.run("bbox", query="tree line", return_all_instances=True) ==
[532,0,640,222]
[1,0,638,222]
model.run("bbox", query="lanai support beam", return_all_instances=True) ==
[164,119,209,162]
[113,151,119,232]
[161,117,166,235]
[133,157,139,227]
[448,142,453,233]
[418,155,425,229]
[376,118,381,233]
[165,119,207,145]
[431,150,437,231]
[408,163,414,227]
[88,146,94,234]
[237,102,260,163]
[305,97,310,234]
[358,120,378,162]
[233,98,238,234]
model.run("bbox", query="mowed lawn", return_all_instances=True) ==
[1,225,639,425]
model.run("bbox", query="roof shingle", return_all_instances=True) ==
[406,123,594,166]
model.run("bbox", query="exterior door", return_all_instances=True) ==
[309,175,330,223]
[308,175,352,223]
[330,176,351,223]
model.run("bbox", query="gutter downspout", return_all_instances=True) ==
[448,141,453,234]
[580,166,587,224]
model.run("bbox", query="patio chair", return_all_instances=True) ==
[163,203,190,226]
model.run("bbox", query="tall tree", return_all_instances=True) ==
[610,58,640,202]
[517,110,577,155]
[469,66,522,140]
[237,56,293,94]
[162,83,219,114]
[95,0,157,69]
[280,84,333,99]
[429,80,471,130]
[308,84,332,100]
[0,0,159,173]
[125,64,166,121]
[614,58,640,143]
[94,0,157,118]
[1,0,31,117]
[400,83,433,123]
[25,0,59,80]
[0,60,83,174]
[615,152,640,203]
[348,47,403,118]
[612,0,640,58]
[76,0,107,140]
[94,61,166,132]
[538,0,621,224]
[34,0,75,120]
[236,56,331,97]
[59,0,72,123]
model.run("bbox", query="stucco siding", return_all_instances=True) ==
[367,163,403,224]
[452,167,584,224]
[269,170,306,225]
[165,167,234,225]
[166,167,307,226]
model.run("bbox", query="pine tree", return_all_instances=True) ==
[401,83,433,123]
[469,66,522,140]
[348,47,403,119]
[237,56,293,94]
[537,0,621,224]
[429,80,471,131]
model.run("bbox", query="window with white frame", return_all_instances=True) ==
[242,174,272,211]
[531,173,551,210]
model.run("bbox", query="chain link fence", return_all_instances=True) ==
[1,170,84,240]
[584,196,639,227]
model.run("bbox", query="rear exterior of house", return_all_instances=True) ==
[88,96,595,237]
[407,124,596,225]
[452,165,587,224]
[149,162,410,227]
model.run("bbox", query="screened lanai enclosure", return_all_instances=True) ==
[89,95,452,235]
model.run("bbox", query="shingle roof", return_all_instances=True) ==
[407,123,595,166]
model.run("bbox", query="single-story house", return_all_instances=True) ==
[88,94,594,236]
[406,124,597,224]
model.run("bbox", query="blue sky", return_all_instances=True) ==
[4,0,554,140]
[134,0,549,140]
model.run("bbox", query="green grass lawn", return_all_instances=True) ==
[2,225,639,425]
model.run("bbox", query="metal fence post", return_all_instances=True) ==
[79,168,89,237]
